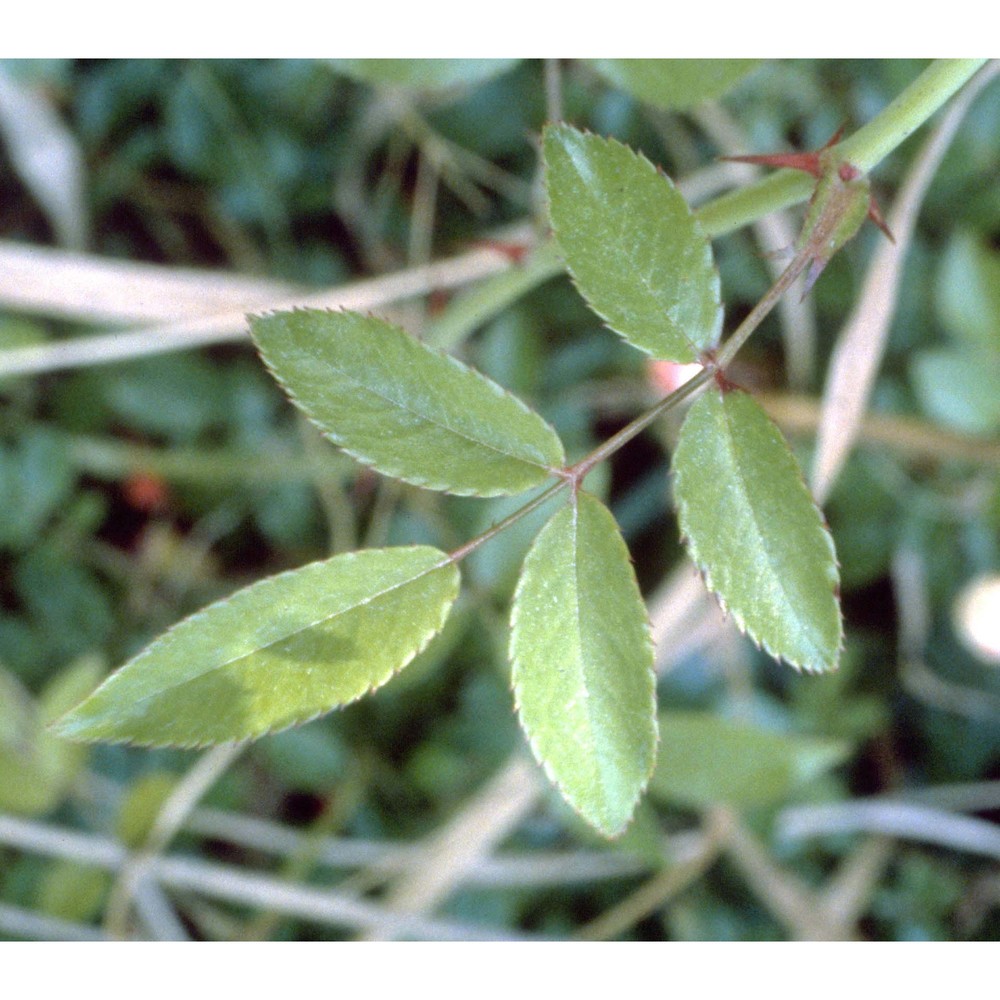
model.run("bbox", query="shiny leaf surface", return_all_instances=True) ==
[251,309,565,496]
[672,387,842,672]
[54,547,460,747]
[510,491,657,836]
[544,124,722,362]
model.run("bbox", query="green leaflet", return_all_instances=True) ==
[329,59,520,93]
[543,125,722,363]
[53,547,460,747]
[650,711,848,809]
[590,59,760,111]
[251,310,565,497]
[510,491,657,837]
[672,388,842,672]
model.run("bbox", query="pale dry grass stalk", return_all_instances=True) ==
[0,811,525,940]
[575,823,727,941]
[0,234,531,377]
[779,801,1000,861]
[0,238,301,323]
[103,744,243,940]
[717,807,853,940]
[760,392,1000,468]
[811,60,1000,504]
[359,755,544,941]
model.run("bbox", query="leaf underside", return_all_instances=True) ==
[672,388,842,672]
[590,59,761,111]
[650,710,848,809]
[251,309,565,497]
[510,491,658,837]
[543,124,722,363]
[54,547,460,747]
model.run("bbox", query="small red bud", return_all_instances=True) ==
[123,473,169,512]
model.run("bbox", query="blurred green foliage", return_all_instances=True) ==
[0,59,997,941]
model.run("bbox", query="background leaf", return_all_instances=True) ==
[251,309,565,497]
[0,429,75,549]
[672,387,842,672]
[114,771,180,848]
[54,547,460,747]
[649,711,848,809]
[934,228,1000,351]
[0,667,49,814]
[911,347,1000,435]
[329,59,520,94]
[544,124,722,362]
[0,655,102,815]
[35,860,109,923]
[589,59,760,111]
[510,491,657,837]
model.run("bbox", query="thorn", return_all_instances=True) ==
[866,193,895,243]
[720,125,848,180]
[722,149,824,177]
[822,124,848,149]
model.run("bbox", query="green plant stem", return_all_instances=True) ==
[569,366,715,482]
[445,480,568,563]
[447,59,992,558]
[713,251,811,369]
[442,239,826,567]
[695,59,988,238]
[571,241,815,481]
[839,59,990,172]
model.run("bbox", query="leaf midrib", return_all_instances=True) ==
[717,402,827,660]
[109,556,453,709]
[561,148,703,361]
[567,499,614,814]
[306,342,559,474]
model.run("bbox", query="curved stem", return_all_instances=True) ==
[695,59,988,238]
[839,59,990,172]
[441,233,843,568]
